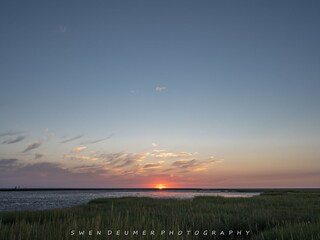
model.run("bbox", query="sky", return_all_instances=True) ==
[0,0,320,188]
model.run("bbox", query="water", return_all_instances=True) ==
[0,190,260,212]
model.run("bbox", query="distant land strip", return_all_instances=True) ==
[0,188,319,192]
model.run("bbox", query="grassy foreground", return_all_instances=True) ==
[0,191,319,240]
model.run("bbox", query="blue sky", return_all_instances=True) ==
[0,0,320,188]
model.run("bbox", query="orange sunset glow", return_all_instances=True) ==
[155,184,166,190]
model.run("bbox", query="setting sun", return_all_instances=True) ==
[155,184,166,190]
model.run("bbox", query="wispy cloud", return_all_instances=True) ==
[63,154,99,161]
[81,134,114,145]
[71,164,108,174]
[2,136,25,144]
[155,86,167,92]
[151,143,158,147]
[115,159,136,168]
[170,158,222,172]
[61,135,83,144]
[0,131,24,137]
[150,150,193,159]
[98,152,147,165]
[71,146,87,153]
[63,150,220,177]
[64,152,147,171]
[143,162,162,169]
[172,159,197,168]
[23,141,41,152]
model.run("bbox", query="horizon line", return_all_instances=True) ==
[1,187,319,192]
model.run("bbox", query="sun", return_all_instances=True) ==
[155,184,166,190]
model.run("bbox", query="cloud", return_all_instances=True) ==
[155,86,167,92]
[34,153,43,159]
[64,154,99,161]
[0,150,225,187]
[71,164,107,174]
[0,158,19,167]
[115,159,136,168]
[172,159,198,168]
[60,135,83,143]
[26,162,103,178]
[0,159,136,188]
[0,158,21,173]
[99,153,120,163]
[71,146,87,153]
[151,143,158,147]
[170,158,222,172]
[80,134,114,145]
[2,136,25,144]
[193,168,207,172]
[62,152,149,178]
[64,152,148,171]
[23,141,41,152]
[0,131,24,137]
[134,154,147,162]
[0,160,105,187]
[150,150,193,159]
[143,163,161,169]
[98,152,145,163]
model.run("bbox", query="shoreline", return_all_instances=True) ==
[0,190,260,212]
[1,187,319,192]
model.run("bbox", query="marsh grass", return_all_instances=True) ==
[0,191,319,240]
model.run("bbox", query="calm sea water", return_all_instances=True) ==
[0,190,260,212]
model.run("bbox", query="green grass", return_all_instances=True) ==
[0,191,319,240]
